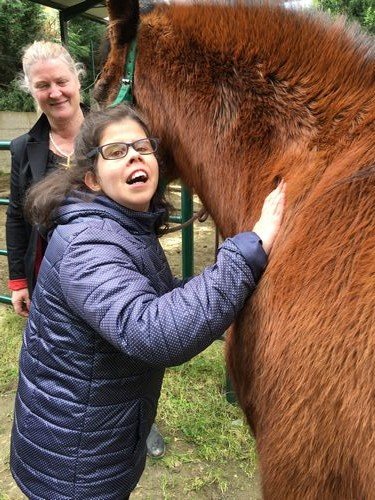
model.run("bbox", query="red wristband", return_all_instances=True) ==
[8,279,28,291]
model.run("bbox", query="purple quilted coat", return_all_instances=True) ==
[10,195,266,499]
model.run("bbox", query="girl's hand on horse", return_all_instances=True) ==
[252,179,286,256]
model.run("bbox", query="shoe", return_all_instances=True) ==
[146,423,165,458]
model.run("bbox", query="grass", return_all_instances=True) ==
[0,307,25,393]
[158,343,256,468]
[0,305,258,497]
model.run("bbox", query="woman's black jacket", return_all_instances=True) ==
[6,112,51,293]
[6,105,88,294]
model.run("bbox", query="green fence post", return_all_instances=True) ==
[224,372,237,405]
[181,185,193,279]
[161,179,193,278]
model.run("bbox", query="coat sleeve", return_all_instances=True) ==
[5,137,30,282]
[59,227,266,367]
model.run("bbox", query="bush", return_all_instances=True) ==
[0,80,35,112]
[315,0,375,34]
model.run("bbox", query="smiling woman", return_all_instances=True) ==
[5,40,86,318]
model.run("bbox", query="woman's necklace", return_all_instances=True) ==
[49,132,74,168]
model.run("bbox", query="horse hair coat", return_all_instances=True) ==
[95,1,375,497]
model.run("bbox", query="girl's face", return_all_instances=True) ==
[85,118,159,212]
[29,58,81,123]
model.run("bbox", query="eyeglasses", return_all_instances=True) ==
[87,138,159,160]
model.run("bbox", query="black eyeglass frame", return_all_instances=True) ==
[86,137,160,160]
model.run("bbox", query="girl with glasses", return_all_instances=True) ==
[10,104,285,500]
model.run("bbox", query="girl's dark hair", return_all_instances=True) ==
[24,104,171,234]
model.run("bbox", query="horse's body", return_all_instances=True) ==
[95,1,375,497]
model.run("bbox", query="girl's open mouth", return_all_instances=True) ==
[126,170,149,185]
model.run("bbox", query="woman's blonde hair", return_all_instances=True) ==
[20,40,86,93]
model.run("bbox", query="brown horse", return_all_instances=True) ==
[95,1,375,497]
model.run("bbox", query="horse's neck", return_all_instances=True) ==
[136,5,373,234]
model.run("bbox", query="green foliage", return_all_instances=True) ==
[0,0,46,87]
[67,16,106,104]
[315,0,375,34]
[0,79,35,112]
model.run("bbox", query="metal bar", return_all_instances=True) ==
[169,215,181,224]
[224,372,238,405]
[0,141,11,150]
[0,193,10,303]
[27,0,69,10]
[90,40,96,82]
[59,11,69,44]
[27,1,107,24]
[181,186,193,278]
[62,0,104,20]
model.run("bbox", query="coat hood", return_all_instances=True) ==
[55,194,166,235]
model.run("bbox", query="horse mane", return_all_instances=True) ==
[143,3,374,140]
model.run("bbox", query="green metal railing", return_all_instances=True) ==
[1,141,11,303]
[0,195,11,304]
[165,184,194,278]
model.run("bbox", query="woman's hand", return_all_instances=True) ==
[252,180,286,255]
[11,288,30,318]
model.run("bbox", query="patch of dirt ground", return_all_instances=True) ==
[0,175,261,499]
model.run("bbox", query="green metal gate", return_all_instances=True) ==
[0,141,11,304]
